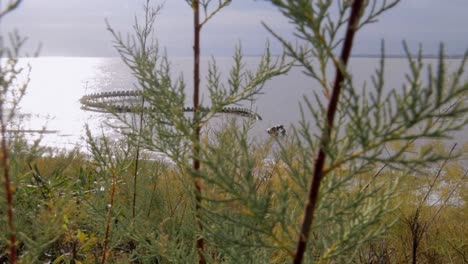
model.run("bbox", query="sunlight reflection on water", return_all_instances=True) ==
[14,56,467,161]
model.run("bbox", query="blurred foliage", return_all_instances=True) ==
[1,0,467,263]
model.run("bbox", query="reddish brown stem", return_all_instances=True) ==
[292,1,364,263]
[0,109,17,263]
[101,172,117,264]
[132,96,145,219]
[192,1,205,263]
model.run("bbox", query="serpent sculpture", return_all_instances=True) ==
[79,90,263,121]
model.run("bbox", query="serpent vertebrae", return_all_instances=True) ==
[80,90,262,120]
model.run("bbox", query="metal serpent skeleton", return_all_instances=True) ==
[79,90,263,120]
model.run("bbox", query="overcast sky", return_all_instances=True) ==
[2,0,467,57]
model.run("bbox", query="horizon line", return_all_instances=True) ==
[5,53,466,59]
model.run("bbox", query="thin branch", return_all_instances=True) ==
[361,163,388,192]
[192,1,206,263]
[101,171,117,264]
[293,1,365,263]
[419,143,457,208]
[426,169,467,230]
[0,105,17,263]
[0,0,22,19]
[199,0,231,28]
[132,95,145,218]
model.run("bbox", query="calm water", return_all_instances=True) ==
[14,56,467,154]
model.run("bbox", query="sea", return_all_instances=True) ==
[11,56,468,159]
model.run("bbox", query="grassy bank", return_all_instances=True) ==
[0,133,466,263]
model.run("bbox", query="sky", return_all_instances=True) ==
[1,0,467,57]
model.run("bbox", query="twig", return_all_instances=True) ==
[292,1,365,263]
[192,1,206,263]
[405,143,457,264]
[132,95,145,218]
[0,0,22,19]
[0,106,17,263]
[361,163,388,192]
[101,171,117,264]
[419,143,457,208]
[427,169,467,230]
[199,0,231,28]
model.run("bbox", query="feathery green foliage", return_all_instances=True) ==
[0,0,467,263]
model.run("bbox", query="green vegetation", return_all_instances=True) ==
[1,0,467,263]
